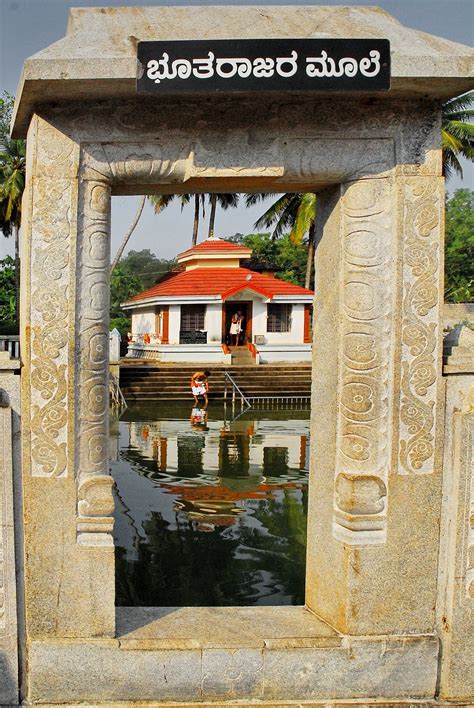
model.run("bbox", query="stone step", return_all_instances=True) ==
[120,363,312,370]
[120,363,312,401]
[123,391,312,399]
[121,377,311,384]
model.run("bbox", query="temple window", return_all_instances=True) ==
[267,303,292,333]
[181,304,206,331]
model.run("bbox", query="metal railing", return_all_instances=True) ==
[224,371,311,410]
[109,372,127,410]
[247,395,310,409]
[0,335,20,359]
[223,371,251,408]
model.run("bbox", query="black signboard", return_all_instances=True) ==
[180,330,208,344]
[137,38,390,93]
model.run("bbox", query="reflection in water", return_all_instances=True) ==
[111,402,310,607]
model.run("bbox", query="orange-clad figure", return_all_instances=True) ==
[190,370,211,407]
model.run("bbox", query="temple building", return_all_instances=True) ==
[122,237,314,364]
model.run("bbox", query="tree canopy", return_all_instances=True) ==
[109,249,175,334]
[0,256,17,333]
[231,232,308,287]
[445,188,474,302]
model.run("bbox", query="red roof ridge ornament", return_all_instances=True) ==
[176,237,253,263]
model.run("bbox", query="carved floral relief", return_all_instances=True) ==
[398,179,442,474]
[461,410,474,600]
[29,177,73,478]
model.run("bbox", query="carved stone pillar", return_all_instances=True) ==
[306,174,444,635]
[76,178,114,547]
[20,117,115,638]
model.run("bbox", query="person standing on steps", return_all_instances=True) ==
[190,370,211,407]
[229,312,241,347]
[237,310,245,346]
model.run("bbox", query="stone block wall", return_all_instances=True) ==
[437,330,474,700]
[0,353,20,705]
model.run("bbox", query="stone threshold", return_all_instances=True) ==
[116,605,340,650]
[24,702,471,708]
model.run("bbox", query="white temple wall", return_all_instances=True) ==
[131,308,155,335]
[205,304,223,343]
[168,305,181,344]
[252,301,305,345]
[252,300,268,341]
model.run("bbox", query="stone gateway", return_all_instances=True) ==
[0,4,473,705]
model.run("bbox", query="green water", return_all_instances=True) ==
[111,402,310,607]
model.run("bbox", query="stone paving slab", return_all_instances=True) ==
[28,634,438,704]
[116,606,339,650]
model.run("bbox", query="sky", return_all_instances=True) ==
[1,0,473,261]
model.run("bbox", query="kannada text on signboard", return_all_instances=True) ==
[137,39,391,93]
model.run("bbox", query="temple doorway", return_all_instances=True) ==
[223,301,253,345]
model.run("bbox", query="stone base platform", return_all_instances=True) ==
[26,607,439,704]
[24,703,472,707]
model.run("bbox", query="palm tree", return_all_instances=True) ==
[191,194,206,246]
[110,193,207,272]
[110,195,147,272]
[246,192,317,289]
[0,138,26,324]
[207,193,239,239]
[248,94,474,290]
[442,90,474,179]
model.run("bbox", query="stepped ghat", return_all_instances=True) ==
[0,4,473,706]
[120,362,313,401]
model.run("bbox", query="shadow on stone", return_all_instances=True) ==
[0,649,19,706]
[116,606,181,636]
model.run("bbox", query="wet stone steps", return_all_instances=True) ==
[119,363,312,401]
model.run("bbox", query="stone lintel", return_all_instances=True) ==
[11,5,474,137]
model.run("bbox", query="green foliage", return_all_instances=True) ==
[109,250,175,331]
[110,263,144,324]
[233,232,307,286]
[119,249,175,289]
[0,255,16,325]
[445,188,474,302]
[0,138,26,233]
[0,92,26,238]
[109,316,131,337]
[0,92,15,149]
[442,91,474,180]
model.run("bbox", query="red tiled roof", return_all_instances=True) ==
[177,238,252,260]
[124,267,313,303]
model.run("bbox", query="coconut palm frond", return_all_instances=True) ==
[442,92,474,180]
[443,91,474,116]
[244,192,277,207]
[289,193,316,246]
[253,193,295,229]
[178,194,191,212]
[148,193,176,215]
[215,193,240,209]
[444,120,474,144]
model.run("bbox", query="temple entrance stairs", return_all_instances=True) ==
[119,362,312,401]
[229,346,254,366]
